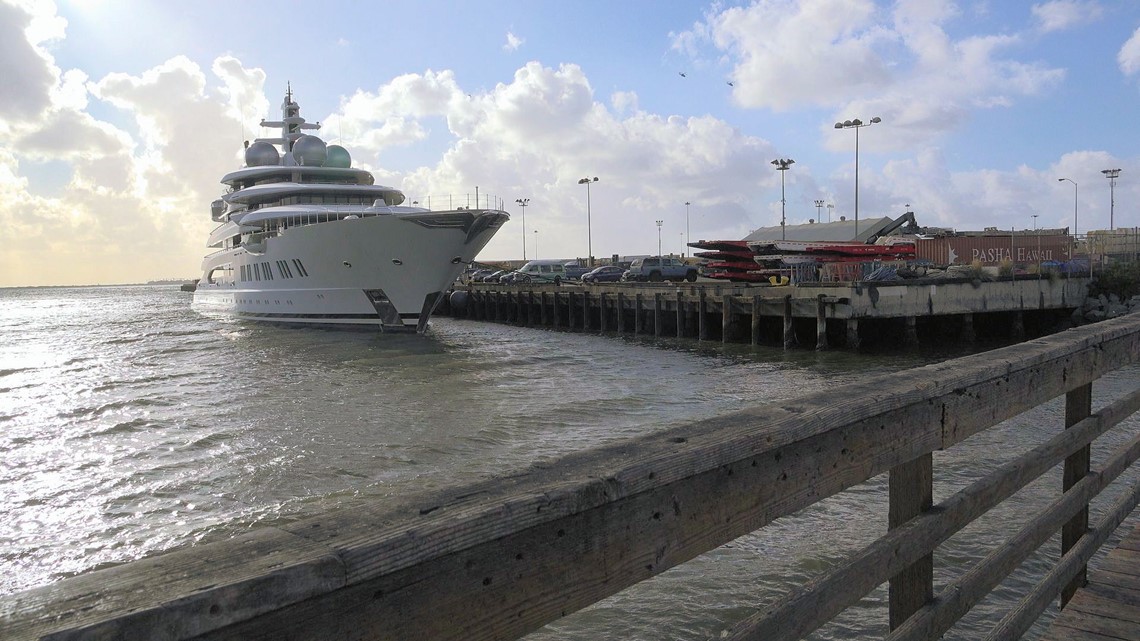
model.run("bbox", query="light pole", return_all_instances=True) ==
[577,176,599,266]
[1032,214,1038,230]
[826,203,834,223]
[771,158,794,239]
[656,220,663,263]
[684,201,691,257]
[534,229,539,260]
[834,116,881,237]
[515,198,529,260]
[1102,168,1121,230]
[814,199,824,223]
[1059,177,1078,259]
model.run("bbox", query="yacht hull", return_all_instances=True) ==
[193,210,507,332]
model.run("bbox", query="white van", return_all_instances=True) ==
[512,259,568,284]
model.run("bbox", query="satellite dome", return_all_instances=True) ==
[292,135,327,166]
[324,144,351,168]
[245,141,280,167]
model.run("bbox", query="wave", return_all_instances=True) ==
[90,372,195,393]
[56,397,175,421]
[84,418,154,438]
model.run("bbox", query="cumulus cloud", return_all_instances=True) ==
[332,61,779,257]
[674,0,1064,150]
[0,1,263,287]
[700,0,893,112]
[1120,27,1140,76]
[1031,0,1102,33]
[0,1,62,124]
[0,1,1130,286]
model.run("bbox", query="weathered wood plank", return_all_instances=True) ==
[1,528,345,641]
[1084,580,1140,607]
[1065,590,1140,625]
[1041,622,1130,641]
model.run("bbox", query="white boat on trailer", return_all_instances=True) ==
[192,87,508,332]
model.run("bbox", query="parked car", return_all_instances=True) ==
[510,259,569,284]
[500,271,528,284]
[483,269,510,283]
[562,262,591,281]
[581,265,627,283]
[468,269,495,283]
[623,257,699,282]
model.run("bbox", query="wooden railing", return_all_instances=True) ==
[4,315,1140,641]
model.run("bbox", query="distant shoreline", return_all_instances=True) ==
[0,280,196,290]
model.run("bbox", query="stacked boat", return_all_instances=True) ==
[690,239,916,283]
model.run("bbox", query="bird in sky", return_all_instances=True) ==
[678,72,686,78]
[726,81,734,86]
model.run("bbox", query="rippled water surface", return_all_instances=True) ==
[1,285,1137,640]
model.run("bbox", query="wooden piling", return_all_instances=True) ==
[653,293,662,338]
[675,290,684,338]
[783,295,795,349]
[961,313,976,343]
[722,295,732,343]
[752,295,762,346]
[905,316,919,348]
[817,295,829,351]
[846,318,860,349]
[634,294,643,335]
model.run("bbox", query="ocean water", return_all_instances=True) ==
[0,285,1137,640]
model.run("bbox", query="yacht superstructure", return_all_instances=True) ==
[192,88,508,331]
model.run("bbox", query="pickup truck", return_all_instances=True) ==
[622,257,699,282]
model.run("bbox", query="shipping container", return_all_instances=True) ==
[913,235,1072,266]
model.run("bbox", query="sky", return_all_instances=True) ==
[1,0,1139,286]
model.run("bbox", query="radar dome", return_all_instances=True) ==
[292,135,327,167]
[245,141,280,167]
[324,145,351,168]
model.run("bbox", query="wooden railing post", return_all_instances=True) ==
[889,453,933,630]
[1061,382,1092,607]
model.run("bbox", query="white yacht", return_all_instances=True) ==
[192,88,508,332]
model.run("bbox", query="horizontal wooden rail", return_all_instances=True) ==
[886,413,1140,640]
[986,474,1140,641]
[3,314,1140,641]
[724,386,1140,641]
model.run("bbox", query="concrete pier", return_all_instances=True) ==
[449,276,1090,349]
